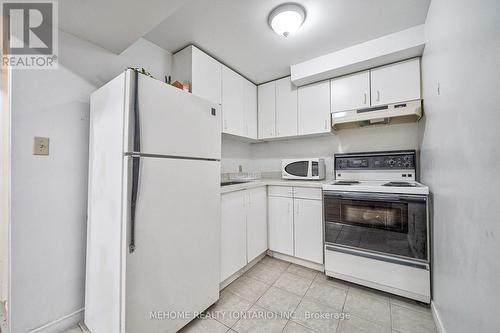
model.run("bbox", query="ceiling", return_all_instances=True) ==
[59,0,187,53]
[59,0,431,83]
[145,0,431,83]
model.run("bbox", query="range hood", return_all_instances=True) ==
[331,99,422,131]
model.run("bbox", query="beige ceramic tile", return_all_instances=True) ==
[338,315,391,333]
[282,320,317,333]
[313,273,350,290]
[179,317,230,333]
[344,288,391,327]
[286,264,319,280]
[225,276,270,303]
[256,286,302,315]
[208,290,253,327]
[273,272,313,296]
[260,256,290,271]
[304,279,347,310]
[245,262,285,284]
[391,304,437,333]
[232,305,288,333]
[292,298,341,333]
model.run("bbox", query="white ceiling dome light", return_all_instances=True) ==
[268,3,306,38]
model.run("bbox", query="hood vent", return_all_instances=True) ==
[331,99,422,131]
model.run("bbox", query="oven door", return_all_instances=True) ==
[324,191,428,262]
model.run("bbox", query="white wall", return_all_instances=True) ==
[221,137,253,174]
[0,67,10,303]
[420,0,500,332]
[251,123,419,176]
[10,31,172,333]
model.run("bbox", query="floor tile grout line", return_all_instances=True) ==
[229,258,291,330]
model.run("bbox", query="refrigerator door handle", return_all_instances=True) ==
[129,70,141,253]
[129,155,140,253]
[133,69,141,153]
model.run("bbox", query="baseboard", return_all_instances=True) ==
[431,301,445,333]
[28,308,84,333]
[268,251,324,272]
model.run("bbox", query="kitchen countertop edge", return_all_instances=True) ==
[220,178,335,194]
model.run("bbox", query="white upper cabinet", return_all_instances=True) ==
[370,58,421,106]
[221,65,258,139]
[243,79,258,139]
[258,81,276,139]
[222,66,245,136]
[173,45,222,105]
[330,71,370,113]
[298,80,331,135]
[174,46,257,140]
[246,187,267,262]
[275,77,298,137]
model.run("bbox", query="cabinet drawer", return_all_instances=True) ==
[293,187,322,200]
[268,186,294,198]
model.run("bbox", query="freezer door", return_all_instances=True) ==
[124,156,220,333]
[124,70,221,160]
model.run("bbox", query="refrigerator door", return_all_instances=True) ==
[124,156,220,333]
[124,70,221,160]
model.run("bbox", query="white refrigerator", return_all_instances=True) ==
[85,69,221,333]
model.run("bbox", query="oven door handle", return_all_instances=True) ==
[323,191,426,203]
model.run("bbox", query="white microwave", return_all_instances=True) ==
[282,158,326,180]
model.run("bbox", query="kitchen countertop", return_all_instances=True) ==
[220,178,335,194]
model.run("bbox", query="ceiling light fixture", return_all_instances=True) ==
[268,3,306,38]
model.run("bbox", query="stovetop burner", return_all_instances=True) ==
[382,181,417,187]
[334,181,360,185]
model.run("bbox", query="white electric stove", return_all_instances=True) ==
[322,150,431,303]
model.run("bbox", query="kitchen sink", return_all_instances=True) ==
[220,181,249,186]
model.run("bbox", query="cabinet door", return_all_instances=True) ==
[294,199,323,264]
[275,77,298,137]
[243,79,258,139]
[298,80,331,135]
[330,71,370,112]
[258,81,276,139]
[370,58,421,106]
[246,187,267,262]
[268,196,294,256]
[222,66,244,136]
[220,191,247,282]
[192,46,222,104]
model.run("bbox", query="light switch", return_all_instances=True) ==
[33,137,49,155]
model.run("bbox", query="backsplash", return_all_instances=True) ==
[221,122,419,179]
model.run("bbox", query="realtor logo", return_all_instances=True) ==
[1,0,58,69]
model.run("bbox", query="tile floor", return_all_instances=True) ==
[63,255,437,333]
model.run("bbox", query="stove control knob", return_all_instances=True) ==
[387,159,395,167]
[404,162,411,168]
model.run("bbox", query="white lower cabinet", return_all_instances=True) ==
[246,187,268,262]
[220,190,247,282]
[268,186,324,264]
[294,198,324,264]
[220,187,267,282]
[268,196,294,256]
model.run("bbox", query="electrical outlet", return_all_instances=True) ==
[238,165,243,173]
[33,137,49,155]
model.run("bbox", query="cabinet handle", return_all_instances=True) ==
[363,92,367,104]
[376,90,380,102]
[246,125,248,135]
[296,202,299,215]
[288,202,291,214]
[324,119,327,129]
[224,119,228,130]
